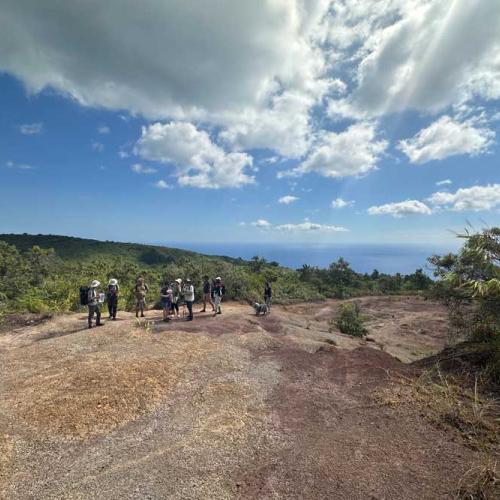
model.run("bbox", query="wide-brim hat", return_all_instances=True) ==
[91,280,101,288]
[175,278,182,283]
[215,277,222,281]
[109,278,118,286]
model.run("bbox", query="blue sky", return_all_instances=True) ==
[1,0,499,248]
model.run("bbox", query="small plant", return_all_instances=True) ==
[332,302,367,337]
[457,459,500,499]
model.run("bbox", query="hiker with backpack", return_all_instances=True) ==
[87,280,104,329]
[134,277,149,318]
[107,278,119,320]
[201,275,214,312]
[183,279,195,321]
[212,277,225,316]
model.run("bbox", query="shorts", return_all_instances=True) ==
[161,298,171,310]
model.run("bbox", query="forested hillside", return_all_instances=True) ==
[0,233,432,314]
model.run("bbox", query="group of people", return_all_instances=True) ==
[85,275,227,328]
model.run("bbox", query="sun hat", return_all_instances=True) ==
[91,280,100,288]
[215,276,222,281]
[186,278,191,283]
[175,278,182,283]
[109,278,118,286]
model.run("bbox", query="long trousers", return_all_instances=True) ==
[186,301,193,319]
[108,295,118,318]
[88,304,101,326]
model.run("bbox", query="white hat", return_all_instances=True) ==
[186,278,191,282]
[91,280,100,288]
[215,277,222,281]
[109,278,118,286]
[175,278,182,283]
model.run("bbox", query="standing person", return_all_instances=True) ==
[183,279,195,321]
[201,275,214,312]
[171,278,182,318]
[212,277,225,316]
[160,282,172,322]
[134,277,149,318]
[88,280,104,329]
[107,278,119,320]
[264,281,272,309]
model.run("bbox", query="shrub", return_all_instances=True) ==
[333,302,367,337]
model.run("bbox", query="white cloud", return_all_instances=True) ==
[131,163,157,174]
[331,197,354,209]
[327,0,500,118]
[5,160,34,170]
[428,184,500,212]
[135,122,254,189]
[91,141,104,152]
[278,195,299,205]
[436,179,452,186]
[281,122,387,178]
[247,219,348,232]
[368,200,432,218]
[275,221,349,232]
[19,122,43,135]
[398,116,495,164]
[118,150,129,159]
[98,125,110,134]
[154,180,170,189]
[250,219,272,228]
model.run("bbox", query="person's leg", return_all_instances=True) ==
[96,305,102,325]
[187,301,193,320]
[201,294,206,312]
[113,297,118,319]
[88,305,94,328]
[140,299,145,317]
[108,299,113,318]
[135,299,139,318]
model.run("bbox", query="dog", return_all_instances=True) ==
[253,302,269,316]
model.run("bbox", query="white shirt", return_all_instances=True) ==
[183,284,194,302]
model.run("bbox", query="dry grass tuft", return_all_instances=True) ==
[377,365,499,451]
[457,459,500,499]
[9,358,176,439]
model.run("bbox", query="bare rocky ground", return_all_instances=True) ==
[0,296,490,499]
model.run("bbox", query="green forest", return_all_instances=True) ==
[0,233,432,314]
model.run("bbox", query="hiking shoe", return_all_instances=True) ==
[96,323,104,327]
[88,325,93,329]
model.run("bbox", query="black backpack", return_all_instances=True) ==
[79,286,89,306]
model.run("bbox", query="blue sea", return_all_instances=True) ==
[164,242,458,275]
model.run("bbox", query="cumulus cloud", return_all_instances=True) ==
[368,200,432,218]
[154,180,170,189]
[428,184,500,211]
[135,122,254,189]
[131,163,157,174]
[19,122,43,135]
[278,195,299,205]
[331,197,354,209]
[281,122,387,178]
[328,0,500,118]
[398,116,495,164]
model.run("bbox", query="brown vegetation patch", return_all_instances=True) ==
[457,459,500,500]
[0,434,14,495]
[377,366,500,451]
[8,358,176,439]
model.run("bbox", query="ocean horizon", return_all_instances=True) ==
[160,242,458,275]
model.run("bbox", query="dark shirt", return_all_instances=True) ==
[203,281,211,294]
[264,285,272,298]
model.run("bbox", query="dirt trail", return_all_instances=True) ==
[0,297,483,499]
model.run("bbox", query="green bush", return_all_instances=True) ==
[333,302,367,337]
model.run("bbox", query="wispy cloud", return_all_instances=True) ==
[91,141,104,152]
[5,160,34,170]
[436,179,452,186]
[131,163,157,174]
[154,180,170,189]
[98,125,110,134]
[19,122,43,135]
[368,200,432,218]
